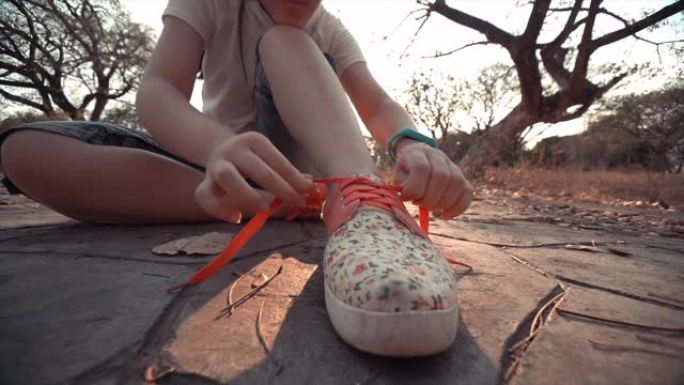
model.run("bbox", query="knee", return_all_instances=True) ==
[0,131,37,187]
[259,25,317,57]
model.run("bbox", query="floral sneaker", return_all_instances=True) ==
[169,176,459,356]
[322,176,459,357]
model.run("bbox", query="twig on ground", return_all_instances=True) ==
[556,308,684,333]
[216,263,283,320]
[508,285,569,352]
[504,284,569,383]
[501,249,553,279]
[256,300,283,375]
[228,267,257,307]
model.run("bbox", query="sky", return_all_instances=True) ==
[120,0,682,147]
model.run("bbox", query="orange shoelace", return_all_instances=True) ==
[168,177,433,291]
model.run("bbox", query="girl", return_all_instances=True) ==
[0,0,472,356]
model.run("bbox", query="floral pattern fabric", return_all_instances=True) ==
[323,207,458,312]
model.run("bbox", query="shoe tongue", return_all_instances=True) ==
[352,173,384,184]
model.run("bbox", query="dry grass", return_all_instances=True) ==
[483,167,684,209]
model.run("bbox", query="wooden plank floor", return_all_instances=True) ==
[1,198,682,385]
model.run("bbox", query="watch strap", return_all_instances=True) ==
[387,128,437,161]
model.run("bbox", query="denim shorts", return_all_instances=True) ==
[0,49,336,195]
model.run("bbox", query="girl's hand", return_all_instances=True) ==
[393,140,472,219]
[195,132,315,223]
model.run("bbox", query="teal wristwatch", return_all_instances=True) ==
[387,128,437,161]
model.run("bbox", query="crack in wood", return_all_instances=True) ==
[501,248,684,312]
[0,249,209,266]
[499,284,568,384]
[430,231,616,249]
[553,275,684,311]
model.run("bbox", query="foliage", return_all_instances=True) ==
[464,63,519,134]
[402,70,461,141]
[531,87,684,172]
[598,87,684,172]
[0,0,155,120]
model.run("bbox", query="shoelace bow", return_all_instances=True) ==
[168,177,447,291]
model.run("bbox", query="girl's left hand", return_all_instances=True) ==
[393,140,473,219]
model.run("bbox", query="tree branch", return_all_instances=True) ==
[522,0,551,42]
[400,10,432,58]
[591,0,684,49]
[549,0,584,46]
[422,41,491,58]
[0,87,49,112]
[540,47,572,90]
[430,0,515,48]
[568,0,601,99]
[0,79,41,89]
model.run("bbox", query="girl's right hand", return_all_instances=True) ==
[194,132,315,223]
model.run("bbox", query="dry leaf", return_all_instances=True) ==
[152,238,191,255]
[152,231,233,256]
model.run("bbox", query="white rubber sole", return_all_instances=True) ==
[324,283,459,357]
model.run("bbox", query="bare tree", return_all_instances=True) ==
[0,0,154,120]
[415,0,684,176]
[463,63,519,135]
[403,63,520,162]
[403,71,462,141]
[404,64,518,137]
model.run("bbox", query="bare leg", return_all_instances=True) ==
[258,26,377,178]
[1,130,212,224]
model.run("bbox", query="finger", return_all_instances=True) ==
[421,152,451,209]
[441,181,473,219]
[208,159,269,214]
[194,177,242,223]
[233,151,305,207]
[434,163,465,212]
[397,150,430,201]
[247,133,315,194]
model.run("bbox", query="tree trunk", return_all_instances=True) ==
[459,103,534,177]
[90,96,108,121]
[72,109,85,121]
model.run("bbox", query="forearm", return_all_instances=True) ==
[363,99,416,148]
[136,77,232,167]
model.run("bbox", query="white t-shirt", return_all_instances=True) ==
[162,0,366,133]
